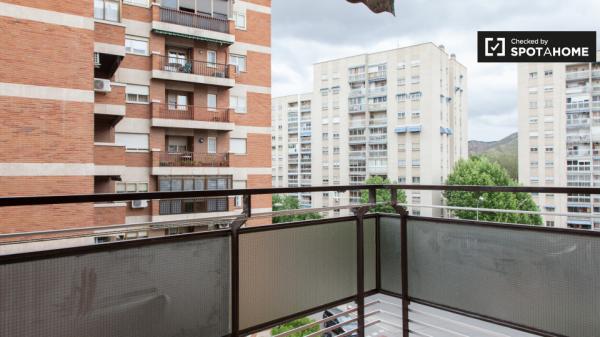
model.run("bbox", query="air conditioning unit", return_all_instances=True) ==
[131,200,149,209]
[94,78,111,93]
[94,52,101,68]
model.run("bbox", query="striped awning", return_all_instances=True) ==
[152,29,234,45]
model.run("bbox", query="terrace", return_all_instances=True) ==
[0,184,599,337]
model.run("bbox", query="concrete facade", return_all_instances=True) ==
[272,43,468,216]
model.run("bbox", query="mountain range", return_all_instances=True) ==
[468,132,518,180]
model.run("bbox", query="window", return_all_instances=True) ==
[411,75,420,84]
[230,54,246,73]
[234,10,246,29]
[207,50,217,67]
[126,84,149,103]
[530,161,538,168]
[545,146,554,153]
[411,110,421,118]
[398,160,406,167]
[322,132,329,141]
[529,72,538,79]
[116,182,148,193]
[530,147,538,152]
[529,101,538,109]
[207,137,217,154]
[412,176,420,184]
[397,62,406,70]
[94,0,120,22]
[412,160,421,167]
[230,95,247,113]
[398,177,406,183]
[167,93,188,110]
[115,133,149,151]
[544,99,553,108]
[125,36,148,56]
[397,111,406,119]
[544,86,553,92]
[233,180,247,207]
[230,138,247,154]
[124,0,149,6]
[207,93,217,109]
[397,78,406,86]
[544,70,553,78]
[546,221,555,227]
[528,117,538,124]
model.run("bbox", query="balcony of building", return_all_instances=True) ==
[349,87,366,98]
[2,185,600,337]
[151,103,233,130]
[368,133,388,144]
[154,151,229,168]
[151,1,234,46]
[348,73,366,83]
[152,54,235,87]
[94,83,126,124]
[94,9,125,79]
[349,104,366,113]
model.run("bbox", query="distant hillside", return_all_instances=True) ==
[469,132,518,180]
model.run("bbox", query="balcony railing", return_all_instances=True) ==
[2,185,600,337]
[153,103,230,122]
[156,55,231,79]
[158,152,229,167]
[159,7,229,33]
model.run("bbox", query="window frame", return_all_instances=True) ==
[125,35,149,56]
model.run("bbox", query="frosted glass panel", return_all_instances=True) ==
[0,237,230,337]
[239,218,376,330]
[379,215,402,294]
[408,219,600,337]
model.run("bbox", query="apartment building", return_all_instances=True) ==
[272,43,468,216]
[0,0,271,248]
[518,52,600,229]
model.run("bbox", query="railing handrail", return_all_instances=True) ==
[158,6,230,34]
[2,184,600,207]
[156,54,229,68]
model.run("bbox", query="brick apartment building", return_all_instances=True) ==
[0,0,272,248]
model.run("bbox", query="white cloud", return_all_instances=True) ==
[272,0,600,141]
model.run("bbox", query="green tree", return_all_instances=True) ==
[360,176,406,213]
[271,317,319,337]
[272,195,322,223]
[444,157,542,225]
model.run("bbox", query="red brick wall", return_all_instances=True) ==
[234,11,271,47]
[230,134,271,167]
[0,97,94,163]
[95,205,126,226]
[94,145,126,166]
[0,17,93,89]
[1,0,93,16]
[95,85,125,105]
[0,177,94,233]
[94,21,125,45]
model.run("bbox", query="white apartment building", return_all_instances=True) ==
[518,52,600,229]
[272,43,468,216]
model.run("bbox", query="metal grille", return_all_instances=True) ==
[238,218,376,330]
[407,219,600,337]
[0,237,230,337]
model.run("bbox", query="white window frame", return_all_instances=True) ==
[234,10,247,30]
[126,84,150,104]
[207,93,217,109]
[207,137,217,154]
[125,35,149,56]
[230,95,247,113]
[207,50,217,68]
[230,54,247,73]
[115,132,149,151]
[230,138,247,155]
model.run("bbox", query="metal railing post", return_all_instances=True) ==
[352,203,370,337]
[231,194,251,337]
[400,206,409,337]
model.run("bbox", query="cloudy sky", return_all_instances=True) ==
[271,0,600,141]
